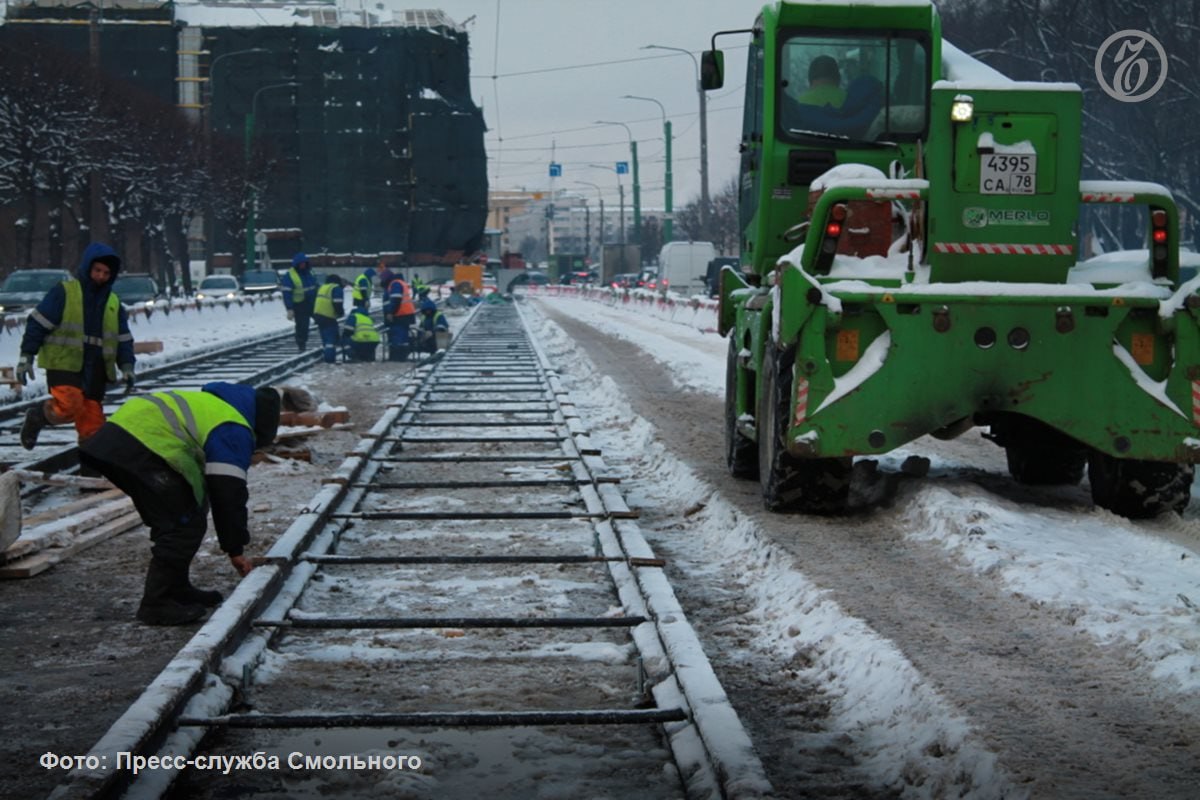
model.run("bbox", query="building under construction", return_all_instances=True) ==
[0,0,487,270]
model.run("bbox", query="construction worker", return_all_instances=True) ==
[17,242,136,450]
[342,306,381,362]
[351,266,376,311]
[313,275,345,364]
[282,253,319,351]
[377,261,394,303]
[410,273,430,299]
[385,272,417,362]
[415,296,450,355]
[78,382,313,625]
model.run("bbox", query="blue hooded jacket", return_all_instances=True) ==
[282,252,319,310]
[20,242,135,397]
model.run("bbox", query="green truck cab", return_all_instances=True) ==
[708,1,1197,518]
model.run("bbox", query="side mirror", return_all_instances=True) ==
[701,50,724,91]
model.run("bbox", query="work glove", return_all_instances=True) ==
[286,309,295,321]
[16,354,34,385]
[230,554,254,577]
[120,365,135,393]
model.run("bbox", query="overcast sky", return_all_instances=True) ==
[401,0,772,210]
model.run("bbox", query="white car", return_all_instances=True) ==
[195,274,241,299]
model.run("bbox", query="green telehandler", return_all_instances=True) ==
[707,1,1198,518]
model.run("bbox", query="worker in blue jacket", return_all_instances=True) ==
[281,253,319,351]
[312,275,345,364]
[17,242,136,450]
[342,307,382,362]
[351,267,376,312]
[415,296,449,355]
[79,382,311,625]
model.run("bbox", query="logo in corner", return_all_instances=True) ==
[1095,30,1167,103]
[962,207,987,229]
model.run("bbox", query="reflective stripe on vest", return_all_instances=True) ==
[287,268,314,304]
[349,312,381,343]
[110,390,251,505]
[38,279,121,380]
[314,283,338,319]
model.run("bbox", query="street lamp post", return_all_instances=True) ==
[575,181,603,262]
[643,44,708,231]
[623,94,672,243]
[203,47,267,279]
[243,81,298,273]
[596,120,640,244]
[588,164,625,246]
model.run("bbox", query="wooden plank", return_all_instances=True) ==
[0,511,142,578]
[132,340,164,354]
[10,469,114,491]
[3,496,135,563]
[19,488,125,528]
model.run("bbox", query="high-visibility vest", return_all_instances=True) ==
[347,311,381,343]
[314,283,340,319]
[286,268,316,304]
[37,279,120,380]
[388,279,415,316]
[110,390,250,505]
[352,273,373,304]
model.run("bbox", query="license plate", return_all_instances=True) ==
[980,153,1036,195]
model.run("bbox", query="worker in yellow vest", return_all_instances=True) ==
[351,267,376,311]
[17,242,136,450]
[313,275,345,363]
[282,253,319,351]
[342,307,381,362]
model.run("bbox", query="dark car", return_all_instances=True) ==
[112,273,161,309]
[705,257,740,297]
[0,268,72,316]
[610,272,641,289]
[241,269,282,295]
[562,269,598,285]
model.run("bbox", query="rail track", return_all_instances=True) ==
[49,302,770,799]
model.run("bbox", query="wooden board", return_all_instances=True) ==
[0,511,142,578]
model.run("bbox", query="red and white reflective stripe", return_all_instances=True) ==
[794,379,809,426]
[865,189,921,199]
[1081,191,1135,203]
[1192,381,1200,426]
[934,242,1074,255]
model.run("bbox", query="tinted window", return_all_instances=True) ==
[114,277,157,293]
[199,277,238,290]
[243,271,280,285]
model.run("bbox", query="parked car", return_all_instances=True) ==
[112,273,161,309]
[195,274,241,299]
[610,272,641,289]
[241,269,282,295]
[705,257,740,297]
[0,268,71,316]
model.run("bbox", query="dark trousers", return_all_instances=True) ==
[315,317,340,363]
[293,301,314,350]
[79,425,210,595]
[387,314,414,361]
[348,341,378,362]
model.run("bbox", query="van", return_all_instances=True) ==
[657,241,716,296]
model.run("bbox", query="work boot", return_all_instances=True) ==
[173,582,223,608]
[136,559,206,626]
[20,403,48,450]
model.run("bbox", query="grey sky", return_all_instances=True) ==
[403,0,770,209]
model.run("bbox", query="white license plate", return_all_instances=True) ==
[980,153,1036,195]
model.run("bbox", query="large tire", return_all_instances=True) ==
[1088,453,1193,519]
[725,338,759,478]
[757,347,851,514]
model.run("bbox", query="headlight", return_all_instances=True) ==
[951,94,974,123]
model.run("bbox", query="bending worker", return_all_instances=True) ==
[282,253,319,351]
[313,275,345,364]
[415,297,449,355]
[18,242,135,450]
[79,382,312,625]
[342,306,382,362]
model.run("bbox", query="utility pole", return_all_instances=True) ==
[87,7,106,245]
[623,95,672,243]
[643,45,709,231]
[596,120,640,244]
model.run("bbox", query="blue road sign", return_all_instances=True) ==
[549,162,562,177]
[616,161,629,175]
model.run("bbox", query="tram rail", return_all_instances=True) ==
[49,302,771,799]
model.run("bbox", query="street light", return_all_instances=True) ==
[203,47,267,279]
[643,44,708,231]
[595,120,640,244]
[622,94,672,243]
[244,81,299,272]
[574,180,604,262]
